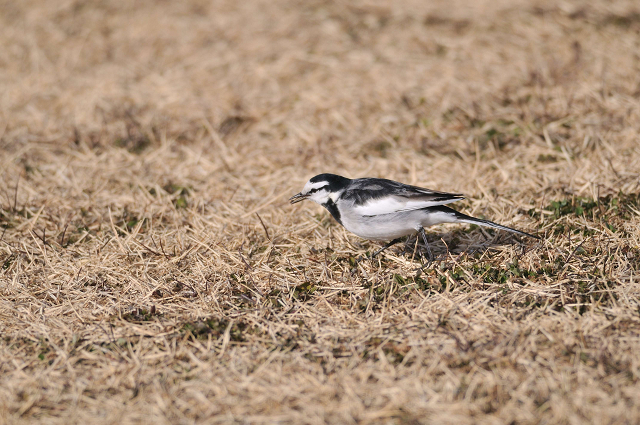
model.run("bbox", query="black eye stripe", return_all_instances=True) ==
[307,186,326,195]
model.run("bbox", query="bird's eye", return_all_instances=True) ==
[308,187,320,194]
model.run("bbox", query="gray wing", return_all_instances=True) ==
[341,178,463,216]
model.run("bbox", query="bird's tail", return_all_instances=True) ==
[431,206,540,239]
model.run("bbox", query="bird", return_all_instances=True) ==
[289,173,539,261]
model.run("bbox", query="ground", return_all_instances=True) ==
[1,0,640,423]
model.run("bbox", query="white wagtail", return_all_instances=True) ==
[290,173,539,260]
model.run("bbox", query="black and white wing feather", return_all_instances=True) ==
[341,178,464,216]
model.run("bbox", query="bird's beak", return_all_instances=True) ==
[289,192,308,204]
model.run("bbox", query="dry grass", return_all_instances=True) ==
[1,0,640,423]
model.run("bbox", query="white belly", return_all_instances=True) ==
[341,216,417,240]
[339,208,457,241]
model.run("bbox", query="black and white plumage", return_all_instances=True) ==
[290,173,538,258]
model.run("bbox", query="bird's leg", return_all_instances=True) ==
[355,238,401,266]
[418,227,433,263]
[371,237,403,258]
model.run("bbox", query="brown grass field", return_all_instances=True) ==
[1,0,640,423]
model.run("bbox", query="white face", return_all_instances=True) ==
[301,180,331,204]
[290,179,335,205]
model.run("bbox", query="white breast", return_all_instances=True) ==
[338,203,459,241]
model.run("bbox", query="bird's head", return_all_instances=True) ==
[289,173,350,205]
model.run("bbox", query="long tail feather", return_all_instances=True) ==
[435,206,540,239]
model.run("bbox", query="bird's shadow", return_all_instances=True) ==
[360,230,536,264]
